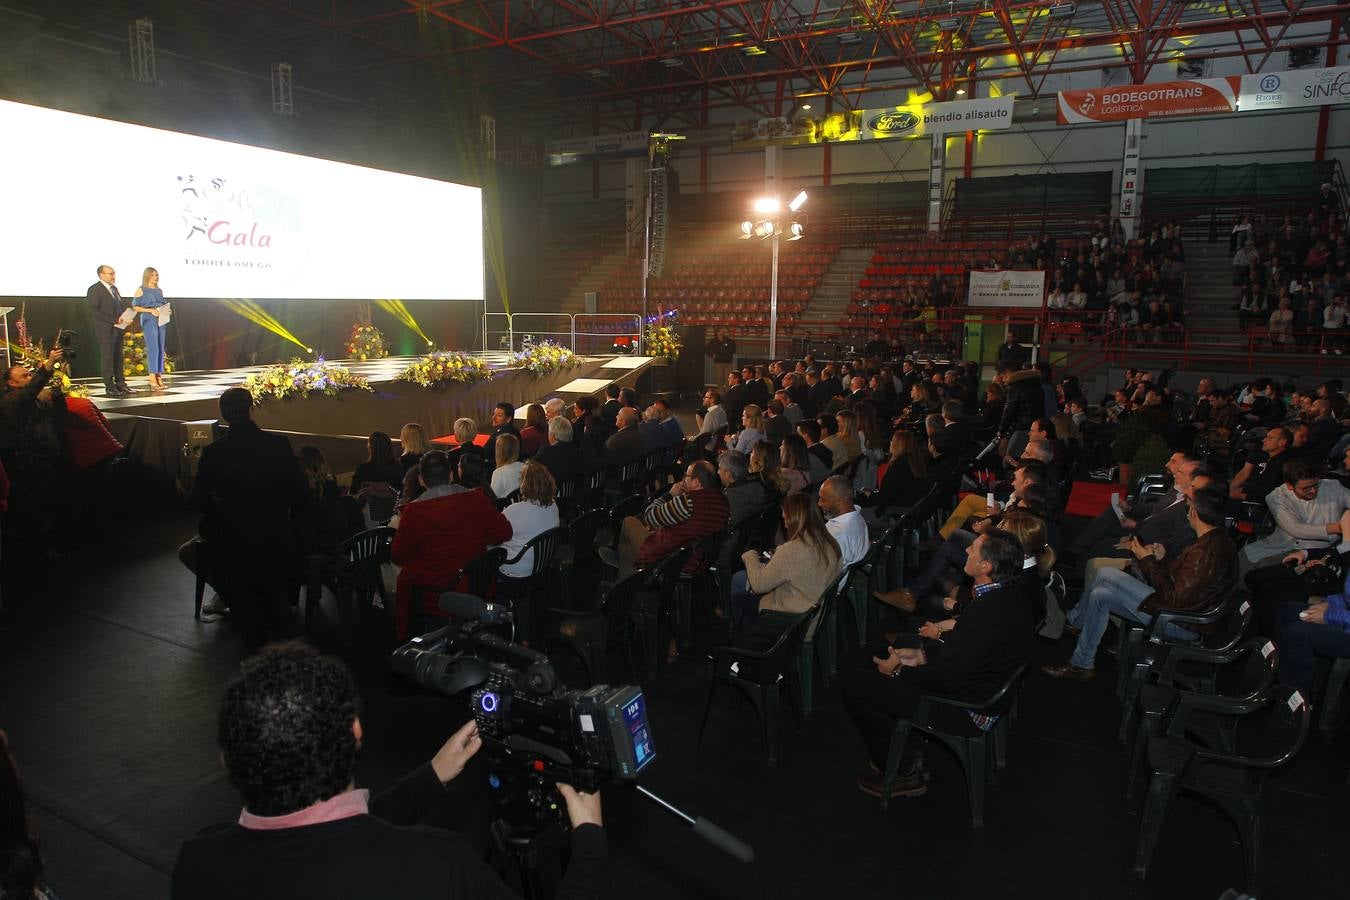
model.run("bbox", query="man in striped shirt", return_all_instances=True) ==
[617,460,729,580]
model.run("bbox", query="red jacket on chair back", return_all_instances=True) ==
[391,488,512,638]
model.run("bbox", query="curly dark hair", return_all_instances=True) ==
[218,642,360,817]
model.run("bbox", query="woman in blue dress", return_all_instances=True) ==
[132,267,169,391]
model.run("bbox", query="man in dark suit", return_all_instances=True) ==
[942,400,971,456]
[741,365,769,409]
[721,370,747,427]
[190,388,309,652]
[600,385,622,428]
[85,264,130,396]
[483,402,521,463]
[805,369,831,419]
[606,407,647,465]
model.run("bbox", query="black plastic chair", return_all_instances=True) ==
[559,508,607,611]
[408,545,507,634]
[879,663,1029,828]
[673,528,729,651]
[497,526,569,646]
[1125,636,1279,802]
[1114,594,1235,703]
[548,569,652,684]
[581,466,610,510]
[697,609,815,766]
[795,576,849,716]
[305,526,395,645]
[637,547,693,676]
[555,476,579,518]
[843,538,887,648]
[1118,596,1255,741]
[1131,684,1310,889]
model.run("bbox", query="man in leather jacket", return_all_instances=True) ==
[1042,482,1238,680]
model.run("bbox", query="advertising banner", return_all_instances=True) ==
[1239,65,1350,111]
[730,96,1013,148]
[967,270,1046,308]
[1056,78,1240,124]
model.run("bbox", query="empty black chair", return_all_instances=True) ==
[879,663,1028,828]
[581,466,610,510]
[304,526,395,645]
[1125,636,1279,802]
[549,569,652,684]
[673,528,729,651]
[497,526,569,646]
[1118,596,1255,741]
[698,609,815,766]
[1132,684,1310,890]
[559,508,607,611]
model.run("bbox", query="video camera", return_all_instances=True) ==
[54,328,77,363]
[388,594,655,795]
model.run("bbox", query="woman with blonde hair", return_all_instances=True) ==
[490,433,524,497]
[497,460,559,577]
[835,409,861,462]
[731,404,765,453]
[130,266,170,390]
[749,440,790,496]
[398,423,429,474]
[729,492,842,630]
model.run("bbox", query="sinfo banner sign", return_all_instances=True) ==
[1238,66,1350,111]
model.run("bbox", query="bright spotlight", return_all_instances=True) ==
[740,220,754,238]
[956,87,967,96]
[788,190,808,212]
[788,222,805,241]
[801,103,812,110]
[305,347,314,354]
[752,197,780,214]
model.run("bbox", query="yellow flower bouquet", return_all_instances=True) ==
[242,357,372,402]
[399,351,493,388]
[510,341,580,377]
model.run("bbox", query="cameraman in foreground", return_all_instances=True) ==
[172,642,607,899]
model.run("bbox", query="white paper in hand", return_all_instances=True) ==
[156,302,172,327]
[114,308,135,331]
[1110,492,1125,524]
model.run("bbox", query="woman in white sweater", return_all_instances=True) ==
[490,433,526,498]
[729,493,842,630]
[497,460,560,577]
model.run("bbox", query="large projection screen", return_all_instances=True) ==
[0,100,484,301]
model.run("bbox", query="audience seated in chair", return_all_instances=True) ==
[1042,483,1237,681]
[496,461,560,578]
[844,530,1034,799]
[728,493,843,631]
[616,461,729,581]
[390,450,511,638]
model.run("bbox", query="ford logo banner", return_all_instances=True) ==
[866,111,920,134]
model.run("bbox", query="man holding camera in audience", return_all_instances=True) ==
[172,641,606,899]
[1,347,67,545]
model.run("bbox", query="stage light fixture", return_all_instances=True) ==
[740,220,754,238]
[659,57,683,68]
[801,103,812,110]
[1047,2,1076,18]
[788,222,805,241]
[752,197,780,214]
[788,190,808,212]
[956,87,967,95]
[838,31,861,44]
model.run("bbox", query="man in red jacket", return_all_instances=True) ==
[391,451,511,638]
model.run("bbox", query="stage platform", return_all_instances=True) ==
[81,351,663,498]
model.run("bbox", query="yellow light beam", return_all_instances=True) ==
[219,299,310,352]
[375,299,434,347]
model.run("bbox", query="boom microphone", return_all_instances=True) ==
[439,591,514,625]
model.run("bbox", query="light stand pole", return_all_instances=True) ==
[768,228,780,360]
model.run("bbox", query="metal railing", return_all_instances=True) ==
[480,312,642,356]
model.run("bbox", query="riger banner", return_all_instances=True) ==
[1057,78,1240,124]
[967,270,1046,308]
[1239,65,1350,112]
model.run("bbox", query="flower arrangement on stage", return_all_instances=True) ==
[345,322,389,361]
[399,351,493,388]
[509,341,580,377]
[643,322,682,361]
[242,357,372,402]
[122,330,175,379]
[10,305,90,398]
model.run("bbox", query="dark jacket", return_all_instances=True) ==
[1134,495,1198,560]
[85,279,123,327]
[1136,528,1239,627]
[190,421,309,585]
[999,370,1044,435]
[721,384,747,426]
[805,381,832,418]
[725,477,769,527]
[862,457,927,512]
[534,440,580,486]
[901,580,1034,712]
[171,762,607,900]
[742,378,769,410]
[605,425,647,466]
[483,422,521,465]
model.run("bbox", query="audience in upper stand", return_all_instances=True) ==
[397,423,428,474]
[390,449,510,638]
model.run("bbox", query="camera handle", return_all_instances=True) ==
[632,784,755,863]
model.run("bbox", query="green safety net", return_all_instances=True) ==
[1143,161,1336,201]
[953,172,1112,212]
